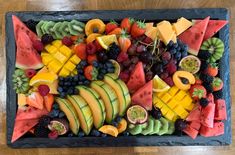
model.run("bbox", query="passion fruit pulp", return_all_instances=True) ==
[48,118,69,135]
[126,105,148,124]
[179,55,201,74]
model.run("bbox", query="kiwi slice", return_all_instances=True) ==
[129,124,143,135]
[44,21,55,34]
[200,37,224,63]
[53,22,64,39]
[158,117,169,135]
[36,20,46,37]
[151,119,161,135]
[165,121,175,134]
[12,69,30,94]
[141,117,154,135]
[68,20,85,35]
[179,55,201,74]
[59,21,70,37]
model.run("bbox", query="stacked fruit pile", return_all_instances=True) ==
[11,14,228,143]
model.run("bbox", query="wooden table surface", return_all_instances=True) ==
[0,0,234,154]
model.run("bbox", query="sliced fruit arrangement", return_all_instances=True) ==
[11,15,228,142]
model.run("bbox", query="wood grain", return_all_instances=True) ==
[0,0,234,154]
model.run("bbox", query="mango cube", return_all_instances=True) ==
[53,51,68,64]
[59,45,72,58]
[52,40,62,48]
[64,61,76,72]
[45,45,57,54]
[47,60,63,73]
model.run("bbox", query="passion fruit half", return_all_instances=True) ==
[179,55,201,74]
[48,118,69,135]
[126,105,148,124]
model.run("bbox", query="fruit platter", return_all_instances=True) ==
[6,9,231,147]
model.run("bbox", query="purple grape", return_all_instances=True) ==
[161,51,171,61]
[160,72,169,80]
[130,56,139,64]
[145,71,153,81]
[136,45,147,53]
[127,44,137,55]
[122,59,132,67]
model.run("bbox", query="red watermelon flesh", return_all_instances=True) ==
[127,62,146,94]
[193,19,228,41]
[131,80,152,110]
[200,102,215,128]
[183,125,199,139]
[11,118,39,143]
[15,106,49,121]
[207,93,214,103]
[186,105,201,122]
[214,99,227,121]
[178,16,210,56]
[12,15,43,69]
[200,122,224,137]
[189,121,201,131]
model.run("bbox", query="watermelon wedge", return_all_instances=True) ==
[178,16,210,55]
[200,122,224,137]
[11,119,39,143]
[183,125,199,139]
[12,15,43,69]
[214,99,227,121]
[200,102,215,128]
[189,121,201,131]
[186,105,201,122]
[131,80,152,110]
[127,62,146,94]
[15,106,48,121]
[193,19,228,41]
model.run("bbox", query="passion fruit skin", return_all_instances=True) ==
[126,105,148,125]
[48,118,69,135]
[179,55,201,74]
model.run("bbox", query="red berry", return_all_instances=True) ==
[33,40,44,52]
[143,36,153,44]
[117,52,129,62]
[119,71,129,83]
[162,52,171,61]
[25,69,36,78]
[48,130,58,140]
[86,42,97,55]
[38,84,50,96]
[160,72,169,80]
[94,40,103,52]
[164,77,174,86]
[62,36,73,46]
[165,62,177,75]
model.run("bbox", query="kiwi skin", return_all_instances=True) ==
[200,37,224,63]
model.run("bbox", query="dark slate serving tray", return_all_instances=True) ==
[6,8,231,148]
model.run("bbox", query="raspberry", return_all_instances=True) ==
[119,71,129,82]
[164,77,174,86]
[41,34,54,45]
[86,42,97,55]
[48,130,59,140]
[165,62,177,75]
[117,52,128,62]
[94,40,103,51]
[33,40,44,52]
[38,84,50,96]
[62,36,73,46]
[25,69,36,78]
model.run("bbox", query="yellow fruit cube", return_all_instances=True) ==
[180,95,192,107]
[47,60,63,73]
[59,45,72,58]
[70,55,81,64]
[41,53,53,65]
[174,90,187,101]
[45,45,58,54]
[153,97,164,108]
[161,106,169,115]
[59,68,70,77]
[64,61,76,72]
[184,103,195,111]
[53,51,68,64]
[168,86,179,96]
[179,111,189,119]
[174,105,188,118]
[156,92,165,98]
[52,40,62,48]
[167,98,178,109]
[161,93,172,103]
[165,111,175,121]
[72,70,78,75]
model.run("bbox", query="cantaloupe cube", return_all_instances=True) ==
[45,45,57,54]
[59,45,72,58]
[174,90,187,101]
[69,55,81,64]
[168,86,179,96]
[172,17,192,36]
[53,51,68,64]
[161,93,172,103]
[157,21,175,45]
[64,61,76,72]
[52,40,62,48]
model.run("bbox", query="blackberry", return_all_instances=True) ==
[107,43,120,60]
[38,115,52,127]
[199,98,209,107]
[150,107,162,119]
[200,60,209,71]
[97,51,108,62]
[198,50,212,60]
[175,119,187,131]
[203,82,214,94]
[200,73,213,83]
[25,19,38,32]
[213,90,223,100]
[41,34,54,45]
[34,124,50,137]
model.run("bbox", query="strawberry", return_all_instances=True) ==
[120,18,134,33]
[118,31,131,53]
[87,54,97,65]
[94,40,103,52]
[86,42,97,55]
[206,63,218,77]
[105,20,118,34]
[62,36,73,46]
[84,65,98,80]
[74,42,87,60]
[131,21,146,38]
[195,75,203,85]
[212,77,223,91]
[189,84,207,101]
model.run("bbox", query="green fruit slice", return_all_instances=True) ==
[126,105,148,124]
[179,55,201,74]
